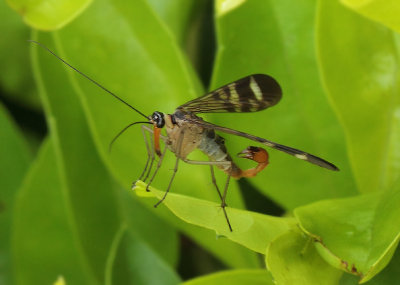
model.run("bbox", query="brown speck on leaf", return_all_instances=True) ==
[313,237,321,243]
[341,260,348,269]
[351,264,358,274]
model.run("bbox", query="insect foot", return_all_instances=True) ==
[236,146,269,178]
[131,180,141,190]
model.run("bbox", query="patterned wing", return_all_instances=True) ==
[186,118,339,171]
[178,74,282,113]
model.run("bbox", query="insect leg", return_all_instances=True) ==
[153,152,180,208]
[139,125,168,191]
[210,166,223,201]
[137,125,154,183]
[221,173,233,232]
[146,143,168,192]
[153,128,185,207]
[142,126,157,182]
[178,158,233,231]
[209,165,233,231]
[177,158,233,230]
[181,158,231,166]
[141,124,167,141]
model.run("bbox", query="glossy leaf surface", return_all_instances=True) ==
[7,0,92,30]
[182,269,274,285]
[212,0,356,209]
[0,103,31,285]
[135,181,296,254]
[295,179,400,282]
[266,230,342,284]
[50,0,257,268]
[317,0,400,193]
[340,0,400,33]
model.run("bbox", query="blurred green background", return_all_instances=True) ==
[1,0,400,284]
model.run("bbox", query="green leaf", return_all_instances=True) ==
[147,0,196,44]
[32,32,120,283]
[265,230,342,285]
[0,0,38,109]
[134,181,295,254]
[295,179,400,283]
[51,0,257,268]
[182,269,274,285]
[212,0,356,209]
[53,276,66,285]
[12,137,92,285]
[6,0,93,30]
[215,0,246,17]
[32,29,180,282]
[0,102,31,285]
[113,186,180,267]
[340,0,400,34]
[360,246,400,285]
[105,225,181,285]
[316,0,400,193]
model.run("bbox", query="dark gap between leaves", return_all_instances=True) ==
[238,178,285,216]
[0,90,47,139]
[177,234,228,281]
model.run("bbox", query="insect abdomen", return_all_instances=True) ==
[198,130,240,175]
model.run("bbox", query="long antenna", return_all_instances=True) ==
[109,121,152,152]
[28,40,149,120]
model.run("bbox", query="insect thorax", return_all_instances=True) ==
[164,112,204,159]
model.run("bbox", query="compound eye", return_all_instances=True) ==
[152,111,165,128]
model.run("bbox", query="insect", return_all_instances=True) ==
[31,41,339,232]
